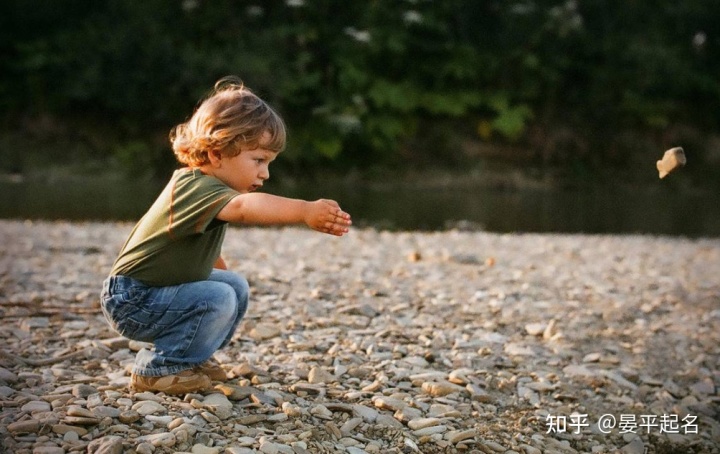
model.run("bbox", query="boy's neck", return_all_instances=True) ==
[195,165,213,177]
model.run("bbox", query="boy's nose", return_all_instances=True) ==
[259,167,270,180]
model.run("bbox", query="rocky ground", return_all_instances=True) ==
[0,220,719,454]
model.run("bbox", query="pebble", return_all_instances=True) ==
[407,417,442,430]
[0,221,718,454]
[421,380,466,397]
[202,392,232,408]
[21,400,51,413]
[33,447,64,454]
[118,410,141,423]
[139,431,176,447]
[87,435,123,454]
[447,429,476,444]
[72,384,98,398]
[413,424,447,436]
[307,366,335,384]
[192,444,221,454]
[8,420,40,434]
[52,423,88,437]
[132,400,166,415]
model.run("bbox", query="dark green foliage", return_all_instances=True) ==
[1,1,718,176]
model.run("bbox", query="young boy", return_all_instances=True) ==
[100,77,351,395]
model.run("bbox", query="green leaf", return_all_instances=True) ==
[313,137,343,159]
[491,104,533,141]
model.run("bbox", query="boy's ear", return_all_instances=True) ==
[207,149,223,167]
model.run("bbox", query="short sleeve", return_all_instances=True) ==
[168,170,239,238]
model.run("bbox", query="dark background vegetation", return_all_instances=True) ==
[1,0,719,186]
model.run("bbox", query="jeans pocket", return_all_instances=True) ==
[102,296,152,341]
[101,279,151,339]
[120,285,149,304]
[115,317,152,342]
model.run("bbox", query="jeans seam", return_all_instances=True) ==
[178,300,208,359]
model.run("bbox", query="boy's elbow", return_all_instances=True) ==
[217,196,246,223]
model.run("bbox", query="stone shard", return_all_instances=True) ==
[656,146,686,178]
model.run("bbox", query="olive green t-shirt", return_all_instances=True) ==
[110,168,239,286]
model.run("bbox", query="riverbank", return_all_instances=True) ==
[2,168,720,236]
[1,220,719,453]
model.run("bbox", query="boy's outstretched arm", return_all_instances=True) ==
[216,193,351,236]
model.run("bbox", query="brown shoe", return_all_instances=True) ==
[195,359,228,382]
[131,369,212,395]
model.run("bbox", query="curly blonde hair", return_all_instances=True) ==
[170,76,286,166]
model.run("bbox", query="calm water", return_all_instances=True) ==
[1,174,718,237]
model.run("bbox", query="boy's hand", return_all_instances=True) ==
[304,199,352,236]
[214,256,228,270]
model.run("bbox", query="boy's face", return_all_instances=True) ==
[208,133,279,193]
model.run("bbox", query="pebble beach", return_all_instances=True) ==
[1,220,719,454]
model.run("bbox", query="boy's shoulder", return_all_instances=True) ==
[173,167,199,180]
[172,167,237,195]
[173,167,215,185]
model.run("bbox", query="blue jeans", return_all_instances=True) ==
[100,270,249,376]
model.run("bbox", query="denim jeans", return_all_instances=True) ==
[100,270,249,376]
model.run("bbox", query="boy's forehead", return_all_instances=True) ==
[258,130,273,145]
[246,148,278,158]
[260,129,286,152]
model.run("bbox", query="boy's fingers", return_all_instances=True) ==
[327,211,350,223]
[315,200,350,234]
[334,209,351,220]
[322,221,349,236]
[325,220,347,230]
[319,200,349,216]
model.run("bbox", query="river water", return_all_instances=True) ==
[1,173,718,237]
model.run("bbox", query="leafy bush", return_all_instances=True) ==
[1,0,718,176]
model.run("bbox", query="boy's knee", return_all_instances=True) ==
[211,270,248,299]
[228,274,249,303]
[229,276,249,317]
[207,272,248,316]
[233,274,249,293]
[206,283,238,314]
